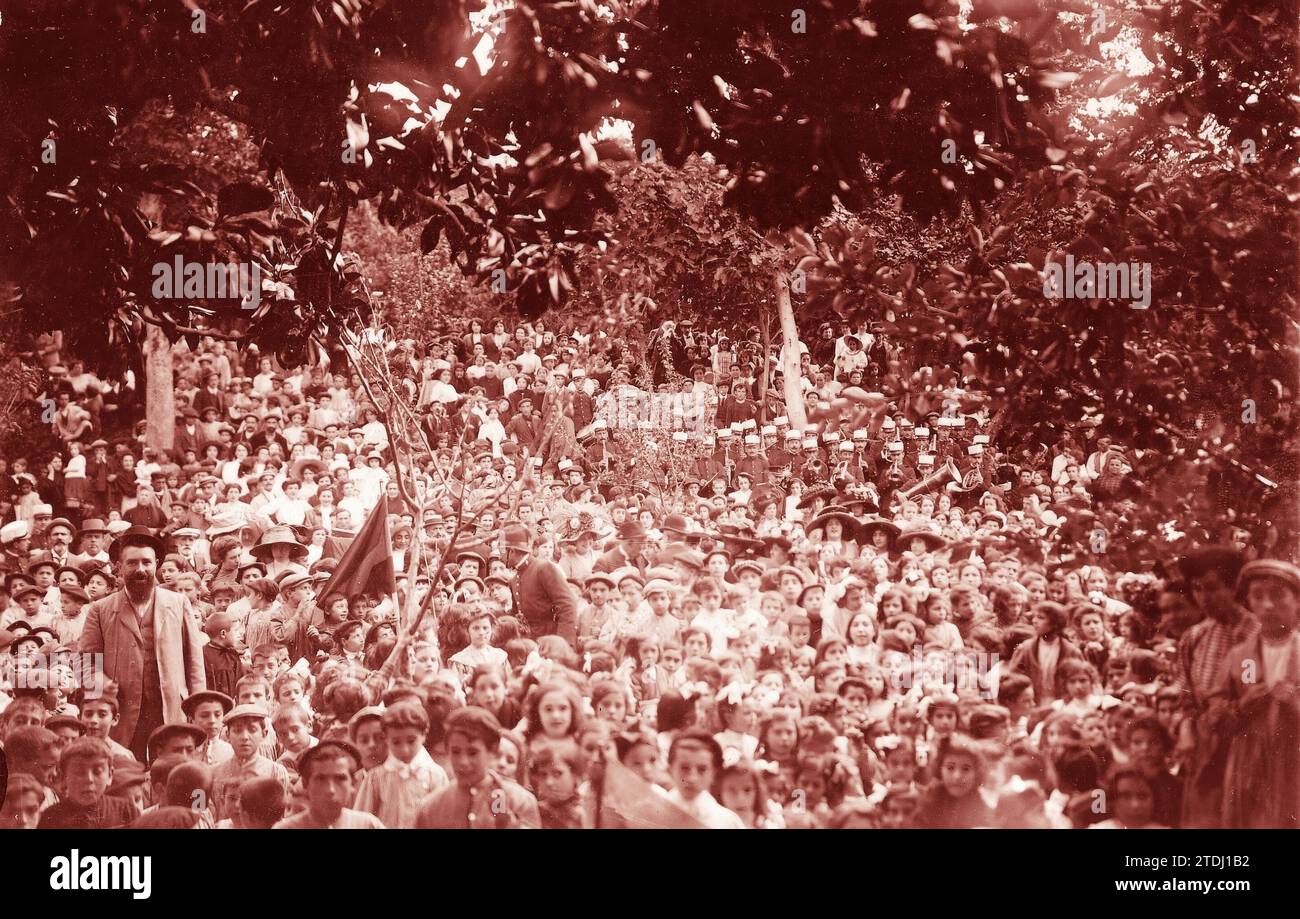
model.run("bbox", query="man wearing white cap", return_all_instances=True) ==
[767,429,799,476]
[736,433,769,485]
[170,527,207,573]
[1,520,32,571]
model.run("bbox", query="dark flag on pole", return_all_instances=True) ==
[317,503,396,605]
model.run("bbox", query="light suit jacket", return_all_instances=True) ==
[79,587,207,745]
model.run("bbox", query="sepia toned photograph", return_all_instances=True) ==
[0,0,1295,850]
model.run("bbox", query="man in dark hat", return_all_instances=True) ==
[79,526,207,761]
[593,519,651,577]
[173,407,204,463]
[504,524,577,645]
[70,518,110,568]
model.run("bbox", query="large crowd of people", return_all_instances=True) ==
[0,317,1295,830]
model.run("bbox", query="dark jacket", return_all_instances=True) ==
[39,794,136,829]
[202,641,245,699]
[512,556,577,645]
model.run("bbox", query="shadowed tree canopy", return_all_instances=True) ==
[2,0,1072,365]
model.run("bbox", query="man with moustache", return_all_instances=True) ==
[79,526,206,761]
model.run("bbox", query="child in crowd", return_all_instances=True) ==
[529,738,590,829]
[353,702,448,828]
[38,738,136,829]
[448,609,510,683]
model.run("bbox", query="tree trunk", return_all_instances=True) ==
[757,305,771,424]
[144,323,175,453]
[775,272,808,429]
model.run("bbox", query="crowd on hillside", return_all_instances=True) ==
[0,317,1295,830]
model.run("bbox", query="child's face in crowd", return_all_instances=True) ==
[122,784,148,815]
[192,701,225,739]
[63,754,112,807]
[797,768,827,807]
[353,721,387,770]
[497,740,521,780]
[239,684,269,708]
[253,655,276,681]
[638,645,660,667]
[622,744,658,783]
[468,618,493,647]
[448,731,494,786]
[718,773,757,814]
[865,672,886,698]
[411,646,439,682]
[596,692,627,724]
[1127,728,1165,772]
[1246,576,1299,639]
[840,684,868,718]
[930,708,958,735]
[534,758,578,804]
[342,628,365,654]
[1067,674,1093,700]
[765,719,797,757]
[472,673,506,710]
[48,724,80,756]
[80,701,117,739]
[1112,776,1155,827]
[1105,661,1128,691]
[1121,689,1146,708]
[278,682,305,707]
[386,726,425,765]
[725,702,757,734]
[684,633,709,658]
[1081,715,1107,748]
[822,644,847,666]
[538,691,574,738]
[1078,613,1105,642]
[669,746,715,801]
[895,621,918,647]
[1043,721,1071,756]
[952,593,977,619]
[939,753,979,799]
[277,714,313,753]
[885,748,915,785]
[228,718,266,760]
[1,790,43,829]
[789,623,811,648]
[821,668,847,695]
[880,795,918,829]
[848,615,873,645]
